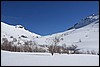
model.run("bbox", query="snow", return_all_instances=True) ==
[1,22,41,41]
[1,50,99,66]
[1,14,99,52]
[33,19,99,53]
[1,14,99,66]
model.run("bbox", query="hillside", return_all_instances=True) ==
[1,14,99,54]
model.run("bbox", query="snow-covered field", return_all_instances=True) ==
[1,50,99,66]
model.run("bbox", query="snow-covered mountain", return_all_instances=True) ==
[33,14,99,53]
[1,22,41,44]
[67,14,99,30]
[1,14,99,53]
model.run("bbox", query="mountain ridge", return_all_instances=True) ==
[1,14,99,54]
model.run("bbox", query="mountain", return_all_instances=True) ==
[67,14,99,30]
[1,22,41,44]
[74,14,99,29]
[1,14,99,54]
[33,14,99,53]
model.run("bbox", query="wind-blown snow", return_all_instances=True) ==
[1,50,99,66]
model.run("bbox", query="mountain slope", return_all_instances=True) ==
[67,14,99,30]
[33,14,99,53]
[1,14,99,53]
[1,22,41,44]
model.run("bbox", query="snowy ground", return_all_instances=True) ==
[1,50,99,66]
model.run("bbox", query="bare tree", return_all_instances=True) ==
[47,36,60,55]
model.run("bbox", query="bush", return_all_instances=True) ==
[66,45,78,51]
[90,50,97,55]
[13,38,17,42]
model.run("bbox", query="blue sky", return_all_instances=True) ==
[1,1,99,36]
